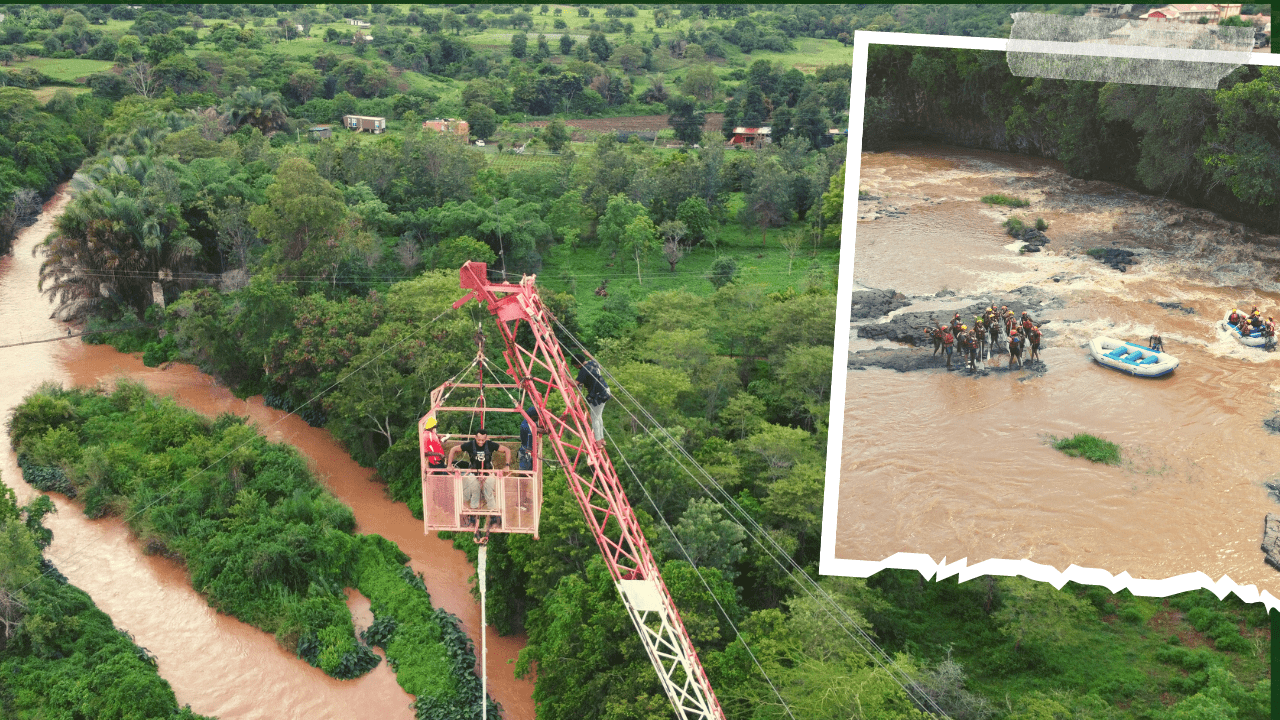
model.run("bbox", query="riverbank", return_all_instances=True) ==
[839,144,1280,600]
[0,185,534,720]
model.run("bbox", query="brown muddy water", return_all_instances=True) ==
[0,189,534,719]
[841,144,1280,600]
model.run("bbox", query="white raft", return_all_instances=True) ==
[1089,336,1179,378]
[1218,312,1268,348]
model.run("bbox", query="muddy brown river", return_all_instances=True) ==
[0,189,534,719]
[839,144,1280,604]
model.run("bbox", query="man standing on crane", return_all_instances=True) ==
[573,355,611,448]
[519,406,539,471]
[448,429,510,509]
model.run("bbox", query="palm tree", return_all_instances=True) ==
[221,86,288,133]
[36,188,200,321]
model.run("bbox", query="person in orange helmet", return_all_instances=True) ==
[1008,329,1023,369]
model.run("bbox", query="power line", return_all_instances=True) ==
[551,314,950,718]
[605,425,798,720]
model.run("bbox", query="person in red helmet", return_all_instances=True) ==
[1008,329,1023,369]
[1028,325,1042,361]
[941,325,955,369]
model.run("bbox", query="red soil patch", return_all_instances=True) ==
[515,113,725,141]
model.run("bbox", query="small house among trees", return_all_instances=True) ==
[343,115,385,133]
[309,125,332,139]
[422,118,470,141]
[728,127,771,148]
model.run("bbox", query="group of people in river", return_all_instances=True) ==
[1227,306,1277,350]
[921,306,1043,371]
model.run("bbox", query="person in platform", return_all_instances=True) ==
[447,429,510,509]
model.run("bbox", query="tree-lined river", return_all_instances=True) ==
[0,188,535,719]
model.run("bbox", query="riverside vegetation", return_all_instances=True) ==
[0,475,211,719]
[8,381,497,719]
[0,3,1272,719]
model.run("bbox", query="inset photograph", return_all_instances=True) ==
[826,35,1280,603]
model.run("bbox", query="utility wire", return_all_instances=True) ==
[604,425,798,720]
[551,314,950,718]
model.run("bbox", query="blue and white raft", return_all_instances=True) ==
[1089,336,1179,377]
[1219,312,1268,348]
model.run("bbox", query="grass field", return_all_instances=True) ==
[32,85,92,103]
[540,192,840,332]
[8,57,115,82]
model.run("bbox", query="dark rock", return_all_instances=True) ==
[848,347,948,372]
[1265,479,1280,503]
[1265,414,1280,434]
[1090,247,1138,272]
[856,287,1059,345]
[1014,228,1052,248]
[849,289,912,320]
[1262,514,1280,571]
[848,347,1049,376]
[1156,301,1197,315]
[935,289,956,298]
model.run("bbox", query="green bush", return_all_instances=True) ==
[1118,605,1145,625]
[1051,433,1121,465]
[981,193,1030,207]
[1002,217,1026,235]
[1034,217,1048,231]
[1186,606,1217,632]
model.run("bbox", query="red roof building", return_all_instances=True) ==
[422,118,470,141]
[728,127,771,147]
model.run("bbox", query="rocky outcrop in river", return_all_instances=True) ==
[856,286,1059,346]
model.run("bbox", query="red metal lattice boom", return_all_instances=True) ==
[453,262,725,720]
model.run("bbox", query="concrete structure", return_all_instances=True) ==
[343,115,385,133]
[346,18,371,27]
[422,118,470,140]
[309,125,332,140]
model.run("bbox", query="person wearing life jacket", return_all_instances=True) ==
[1020,317,1034,338]
[1264,317,1277,351]
[1250,310,1263,329]
[1148,330,1163,353]
[942,326,955,369]
[1229,309,1241,327]
[965,327,980,370]
[923,324,942,355]
[1008,329,1023,369]
[422,415,446,473]
[1024,324,1044,358]
[988,313,1001,349]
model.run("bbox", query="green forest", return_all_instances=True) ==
[863,46,1279,233]
[0,3,1271,720]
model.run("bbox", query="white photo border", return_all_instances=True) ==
[821,30,1280,611]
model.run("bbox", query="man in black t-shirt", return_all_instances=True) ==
[573,356,610,448]
[447,430,510,509]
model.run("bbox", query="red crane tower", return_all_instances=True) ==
[419,262,725,720]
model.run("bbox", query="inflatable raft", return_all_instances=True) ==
[1090,337,1179,377]
[1219,312,1268,348]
